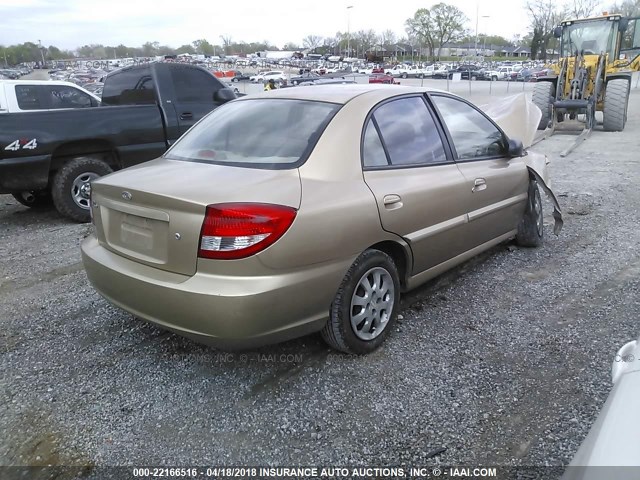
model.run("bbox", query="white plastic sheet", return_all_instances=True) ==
[480,93,542,149]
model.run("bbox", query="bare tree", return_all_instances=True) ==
[219,35,233,54]
[608,0,640,15]
[302,35,323,51]
[526,0,566,60]
[380,29,397,48]
[355,29,378,56]
[568,0,601,18]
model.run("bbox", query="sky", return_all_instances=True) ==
[0,0,535,50]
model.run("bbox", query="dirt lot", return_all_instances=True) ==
[1,85,639,475]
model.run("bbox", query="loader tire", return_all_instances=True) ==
[532,81,555,130]
[603,79,629,132]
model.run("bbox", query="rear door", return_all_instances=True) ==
[168,65,227,136]
[429,94,529,248]
[362,95,471,275]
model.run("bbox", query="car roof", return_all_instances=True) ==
[236,84,447,105]
[0,80,81,87]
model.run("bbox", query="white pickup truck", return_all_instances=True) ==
[0,80,100,113]
[386,64,446,79]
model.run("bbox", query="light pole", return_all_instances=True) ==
[481,16,490,56]
[38,39,45,68]
[346,5,353,58]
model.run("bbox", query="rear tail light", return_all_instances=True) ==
[198,203,297,260]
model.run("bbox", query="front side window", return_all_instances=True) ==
[15,85,43,110]
[47,86,93,109]
[165,99,340,168]
[372,96,447,166]
[432,95,507,160]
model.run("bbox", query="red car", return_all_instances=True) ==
[368,73,399,85]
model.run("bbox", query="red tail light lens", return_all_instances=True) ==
[198,203,297,260]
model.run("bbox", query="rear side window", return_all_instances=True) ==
[170,66,222,103]
[165,99,340,169]
[362,120,389,167]
[47,86,93,109]
[373,96,448,166]
[15,85,43,110]
[102,67,156,105]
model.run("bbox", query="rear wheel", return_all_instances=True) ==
[11,190,52,209]
[603,79,629,132]
[532,81,555,130]
[51,156,113,222]
[516,180,544,248]
[321,249,400,354]
[402,73,408,79]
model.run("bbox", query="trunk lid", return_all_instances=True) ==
[91,158,301,276]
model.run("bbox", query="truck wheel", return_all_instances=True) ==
[321,249,400,354]
[603,79,629,132]
[532,81,555,130]
[51,157,112,222]
[11,190,52,209]
[516,180,544,248]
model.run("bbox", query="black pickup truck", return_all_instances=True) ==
[0,63,236,221]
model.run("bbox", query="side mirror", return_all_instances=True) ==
[507,138,524,157]
[553,26,562,39]
[214,88,236,103]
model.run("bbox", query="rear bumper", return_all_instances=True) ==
[0,154,50,193]
[81,236,352,349]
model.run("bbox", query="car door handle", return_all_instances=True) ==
[383,194,403,209]
[180,112,193,120]
[472,178,487,192]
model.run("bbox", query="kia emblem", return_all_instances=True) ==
[122,191,132,201]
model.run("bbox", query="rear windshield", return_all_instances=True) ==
[164,98,341,169]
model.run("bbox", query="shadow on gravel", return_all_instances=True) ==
[0,202,72,229]
[103,242,512,400]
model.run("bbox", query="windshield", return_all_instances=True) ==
[561,19,617,57]
[165,99,341,169]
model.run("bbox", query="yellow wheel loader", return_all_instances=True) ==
[532,13,640,156]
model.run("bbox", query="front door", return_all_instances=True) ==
[429,94,529,248]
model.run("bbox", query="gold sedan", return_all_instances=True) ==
[81,85,562,353]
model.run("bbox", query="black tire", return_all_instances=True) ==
[532,81,555,130]
[51,156,113,222]
[516,180,544,248]
[321,249,400,354]
[402,73,408,79]
[11,190,53,209]
[231,77,238,82]
[603,79,629,132]
[471,75,477,81]
[492,75,498,81]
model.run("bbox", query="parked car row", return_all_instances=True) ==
[0,65,33,79]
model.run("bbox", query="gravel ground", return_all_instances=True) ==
[1,85,639,477]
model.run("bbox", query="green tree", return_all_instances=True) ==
[405,8,436,59]
[430,3,468,59]
[176,44,196,55]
